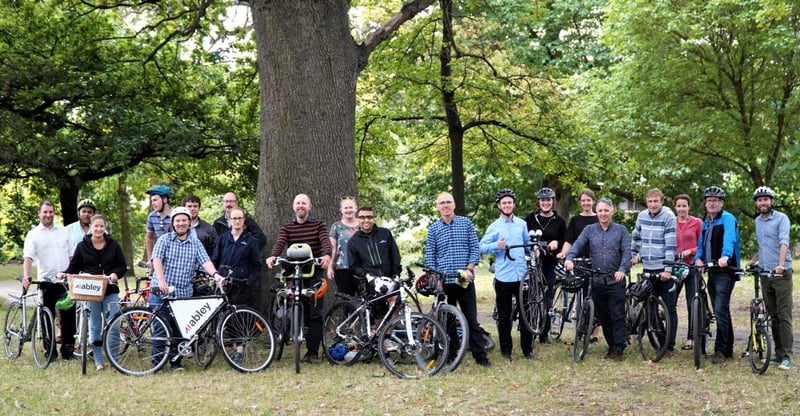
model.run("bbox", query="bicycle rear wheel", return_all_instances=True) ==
[572,297,593,363]
[436,304,468,373]
[32,306,56,369]
[218,307,275,373]
[691,297,704,369]
[377,313,448,379]
[747,320,772,375]
[519,272,546,335]
[104,307,170,376]
[3,301,24,360]
[638,296,670,362]
[549,285,567,339]
[322,301,364,365]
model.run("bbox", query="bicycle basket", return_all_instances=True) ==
[415,271,441,297]
[561,272,587,293]
[630,278,653,301]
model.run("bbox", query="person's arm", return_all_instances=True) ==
[328,224,338,279]
[619,225,632,275]
[776,214,790,272]
[318,221,332,268]
[663,215,677,273]
[266,225,289,268]
[478,223,501,254]
[466,221,480,275]
[388,231,402,277]
[347,241,367,278]
[630,215,642,262]
[424,225,437,270]
[145,230,156,266]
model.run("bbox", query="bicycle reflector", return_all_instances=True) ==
[56,292,74,310]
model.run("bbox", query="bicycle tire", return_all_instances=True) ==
[377,312,448,379]
[194,315,217,369]
[32,306,56,369]
[747,321,772,375]
[3,301,24,360]
[269,297,287,361]
[322,301,364,365]
[638,296,670,362]
[435,304,468,373]
[549,285,566,339]
[104,307,170,376]
[292,301,302,374]
[217,307,275,373]
[79,308,89,375]
[572,297,593,363]
[691,296,704,369]
[519,271,546,335]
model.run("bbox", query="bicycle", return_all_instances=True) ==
[3,277,57,368]
[741,264,773,374]
[102,274,275,376]
[663,260,717,369]
[565,262,597,362]
[626,271,671,362]
[503,229,549,336]
[322,270,449,379]
[549,262,572,340]
[119,274,151,308]
[270,243,324,373]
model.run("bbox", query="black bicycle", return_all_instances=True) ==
[503,230,550,336]
[564,261,598,362]
[626,272,671,362]
[741,264,773,374]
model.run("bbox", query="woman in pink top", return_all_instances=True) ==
[674,194,703,350]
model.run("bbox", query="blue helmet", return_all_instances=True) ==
[146,185,174,199]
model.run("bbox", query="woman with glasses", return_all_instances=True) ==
[212,207,263,307]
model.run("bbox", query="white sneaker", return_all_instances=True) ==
[778,359,792,370]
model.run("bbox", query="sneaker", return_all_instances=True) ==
[171,364,184,371]
[96,364,104,371]
[778,359,792,371]
[231,351,244,364]
[501,353,512,362]
[301,353,320,364]
[539,336,552,344]
[523,352,534,360]
[476,357,492,367]
[770,355,782,363]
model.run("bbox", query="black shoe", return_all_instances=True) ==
[612,351,624,361]
[171,363,185,371]
[539,337,552,344]
[476,358,492,367]
[711,351,729,364]
[501,353,512,362]
[523,352,534,360]
[301,353,321,364]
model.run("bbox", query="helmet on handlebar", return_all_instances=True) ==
[415,271,440,297]
[537,187,556,200]
[561,272,587,293]
[495,188,516,203]
[56,292,74,310]
[752,186,775,201]
[555,262,568,282]
[310,278,328,300]
[369,276,399,298]
[630,278,654,301]
[703,186,726,200]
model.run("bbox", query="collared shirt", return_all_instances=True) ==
[479,215,530,283]
[151,232,211,298]
[425,215,480,284]
[23,223,74,282]
[146,209,172,238]
[631,207,677,271]
[65,221,89,246]
[755,209,792,270]
[567,222,631,280]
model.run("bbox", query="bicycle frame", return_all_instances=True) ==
[3,278,57,368]
[742,265,774,374]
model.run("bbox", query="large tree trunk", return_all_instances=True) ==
[58,184,79,225]
[117,173,135,276]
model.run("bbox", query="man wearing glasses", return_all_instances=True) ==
[347,206,402,279]
[212,192,268,250]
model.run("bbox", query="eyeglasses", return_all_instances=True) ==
[222,200,237,204]
[357,215,374,220]
[230,217,244,221]
[437,200,454,205]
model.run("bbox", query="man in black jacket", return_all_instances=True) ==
[347,206,402,279]
[212,192,267,250]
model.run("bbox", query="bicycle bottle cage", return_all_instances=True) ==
[282,243,315,278]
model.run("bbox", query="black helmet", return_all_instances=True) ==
[630,278,654,301]
[555,262,568,282]
[495,188,516,203]
[77,198,96,212]
[561,271,587,293]
[703,186,725,200]
[146,185,174,199]
[415,272,440,297]
[752,186,775,201]
[537,187,556,199]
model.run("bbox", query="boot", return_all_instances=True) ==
[61,344,76,360]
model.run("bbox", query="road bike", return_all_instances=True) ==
[322,270,449,379]
[626,271,671,362]
[567,263,597,362]
[270,243,324,373]
[3,277,57,368]
[741,264,773,375]
[102,275,275,376]
[503,230,549,336]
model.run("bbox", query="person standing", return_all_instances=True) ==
[565,198,631,361]
[693,185,740,364]
[673,194,702,350]
[212,207,262,307]
[59,215,127,371]
[65,199,96,245]
[748,186,793,371]
[631,188,677,357]
[145,185,173,270]
[182,194,219,258]
[525,187,566,344]
[425,192,491,367]
[329,196,360,296]
[480,189,533,361]
[557,188,598,260]
[347,206,402,279]
[213,192,268,250]
[265,194,332,364]
[22,200,77,361]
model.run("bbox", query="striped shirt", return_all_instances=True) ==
[270,218,332,259]
[425,215,480,284]
[631,207,676,271]
[151,232,211,298]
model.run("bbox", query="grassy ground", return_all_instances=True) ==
[1,264,798,415]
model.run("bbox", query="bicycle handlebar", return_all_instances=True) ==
[662,260,742,274]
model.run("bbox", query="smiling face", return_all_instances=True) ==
[538,197,554,214]
[497,196,515,217]
[579,193,595,214]
[78,207,95,226]
[172,213,191,237]
[38,203,55,228]
[436,192,456,221]
[646,194,663,216]
[674,198,690,220]
[704,197,723,218]
[357,208,375,233]
[755,196,773,215]
[90,216,107,238]
[596,200,614,227]
[229,208,245,232]
[293,194,312,221]
[340,197,357,221]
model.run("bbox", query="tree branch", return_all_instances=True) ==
[358,0,436,70]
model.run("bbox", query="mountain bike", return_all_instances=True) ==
[741,264,773,375]
[270,243,324,373]
[628,272,671,362]
[503,230,549,336]
[119,274,151,308]
[102,275,275,376]
[568,264,597,362]
[322,271,449,379]
[3,277,57,368]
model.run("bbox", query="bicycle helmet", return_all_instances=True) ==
[555,262,568,282]
[311,278,328,300]
[170,206,191,223]
[77,198,96,212]
[327,343,347,361]
[537,187,556,199]
[369,276,399,298]
[752,186,775,201]
[415,271,440,297]
[146,185,174,199]
[56,292,74,310]
[703,186,726,200]
[630,278,654,301]
[561,272,587,293]
[495,188,516,203]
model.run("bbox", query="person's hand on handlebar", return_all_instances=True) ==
[319,255,332,270]
[265,256,276,269]
[659,271,671,282]
[564,259,574,271]
[717,256,729,268]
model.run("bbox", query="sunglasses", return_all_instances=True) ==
[357,215,374,220]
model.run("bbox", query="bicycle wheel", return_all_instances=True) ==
[691,296,704,369]
[572,297,593,363]
[3,302,25,360]
[218,307,275,373]
[549,285,566,339]
[104,307,170,376]
[638,296,669,362]
[519,272,546,335]
[322,301,364,365]
[79,308,89,375]
[32,306,56,369]
[436,304,468,373]
[292,301,302,374]
[269,298,287,361]
[747,320,772,375]
[194,316,217,369]
[377,312,448,379]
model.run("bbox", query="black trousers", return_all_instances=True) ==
[444,282,488,361]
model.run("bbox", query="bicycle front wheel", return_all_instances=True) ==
[691,297,704,369]
[292,301,302,374]
[572,297,593,363]
[638,296,670,362]
[32,306,56,369]
[377,313,448,379]
[218,307,275,373]
[747,320,772,375]
[104,307,170,376]
[79,308,89,375]
[436,304,468,373]
[519,272,546,335]
[322,301,364,365]
[549,285,567,339]
[3,301,25,360]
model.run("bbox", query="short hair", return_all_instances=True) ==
[596,197,614,208]
[580,188,596,200]
[357,206,375,215]
[674,194,692,206]
[38,200,54,212]
[182,194,201,207]
[645,188,664,200]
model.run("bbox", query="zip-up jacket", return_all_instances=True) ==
[631,207,676,271]
[694,209,740,268]
[62,234,127,295]
[347,227,402,278]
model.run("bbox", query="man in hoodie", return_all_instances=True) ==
[347,206,402,279]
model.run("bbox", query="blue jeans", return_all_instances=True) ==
[90,294,120,366]
[707,271,736,357]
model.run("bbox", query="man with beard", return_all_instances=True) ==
[66,199,96,245]
[748,186,793,370]
[266,194,332,364]
[145,185,174,269]
[149,206,224,371]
